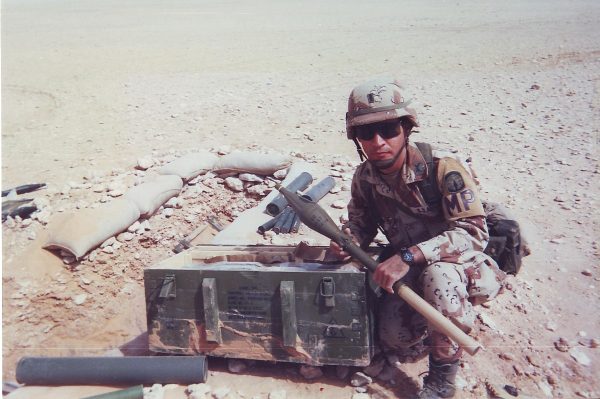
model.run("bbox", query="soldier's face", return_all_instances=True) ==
[356,120,407,171]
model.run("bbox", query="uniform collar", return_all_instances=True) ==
[364,143,428,186]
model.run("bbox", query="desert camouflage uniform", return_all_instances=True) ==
[344,143,506,361]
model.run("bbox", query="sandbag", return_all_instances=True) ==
[213,151,291,175]
[125,174,183,217]
[44,198,141,259]
[158,151,218,181]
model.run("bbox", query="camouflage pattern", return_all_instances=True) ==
[346,78,419,139]
[344,143,506,362]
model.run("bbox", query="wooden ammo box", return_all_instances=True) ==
[144,244,376,366]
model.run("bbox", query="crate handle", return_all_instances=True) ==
[320,277,336,307]
[202,278,222,344]
[280,281,297,348]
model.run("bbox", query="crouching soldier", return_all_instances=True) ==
[330,78,506,398]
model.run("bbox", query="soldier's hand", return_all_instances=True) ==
[328,228,355,261]
[373,254,410,294]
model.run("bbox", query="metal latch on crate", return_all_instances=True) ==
[320,277,335,307]
[159,274,176,299]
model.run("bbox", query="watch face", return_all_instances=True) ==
[402,250,414,264]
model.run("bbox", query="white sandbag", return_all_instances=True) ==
[158,151,218,181]
[213,151,291,175]
[44,198,141,259]
[125,174,183,217]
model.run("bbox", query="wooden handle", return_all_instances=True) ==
[396,284,482,355]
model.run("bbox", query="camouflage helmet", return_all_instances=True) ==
[346,78,419,139]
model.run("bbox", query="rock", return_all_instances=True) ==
[108,189,123,197]
[164,197,182,208]
[187,383,212,399]
[329,186,341,194]
[162,208,174,218]
[582,269,593,277]
[73,294,87,305]
[217,145,231,155]
[101,237,117,248]
[225,177,244,192]
[227,359,247,374]
[570,348,591,366]
[92,184,106,193]
[352,393,371,399]
[144,384,165,399]
[547,373,559,386]
[137,157,154,170]
[526,354,542,367]
[298,365,323,380]
[212,387,230,399]
[27,230,37,240]
[335,365,350,380]
[350,371,373,387]
[5,216,16,228]
[117,232,135,242]
[63,256,76,265]
[239,173,263,183]
[478,312,499,331]
[498,352,514,361]
[331,200,346,209]
[102,246,114,254]
[268,390,287,399]
[141,220,151,230]
[273,169,288,179]
[545,322,557,331]
[554,337,570,352]
[128,221,142,233]
[247,184,270,196]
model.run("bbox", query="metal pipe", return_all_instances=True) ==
[257,213,282,234]
[272,208,293,234]
[301,176,336,202]
[16,356,208,386]
[266,172,313,216]
[280,210,296,234]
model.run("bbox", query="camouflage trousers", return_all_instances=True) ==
[377,260,505,362]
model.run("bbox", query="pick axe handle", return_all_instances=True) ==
[339,236,482,356]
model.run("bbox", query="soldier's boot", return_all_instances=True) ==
[416,356,459,399]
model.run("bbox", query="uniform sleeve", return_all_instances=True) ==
[342,171,378,249]
[416,158,489,264]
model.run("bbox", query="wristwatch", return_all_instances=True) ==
[400,248,415,266]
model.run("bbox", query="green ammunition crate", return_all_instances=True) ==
[144,245,376,366]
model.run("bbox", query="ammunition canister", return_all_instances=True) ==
[266,172,313,216]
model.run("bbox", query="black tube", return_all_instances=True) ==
[82,385,144,399]
[289,212,302,233]
[301,176,336,202]
[273,208,293,234]
[257,213,281,234]
[280,210,296,234]
[16,356,208,386]
[266,172,313,216]
[2,183,46,197]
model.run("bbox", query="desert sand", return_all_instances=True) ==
[2,0,600,398]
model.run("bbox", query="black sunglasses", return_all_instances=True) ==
[355,121,401,141]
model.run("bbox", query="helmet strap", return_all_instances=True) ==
[352,138,366,162]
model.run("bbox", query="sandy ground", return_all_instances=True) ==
[2,0,600,398]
